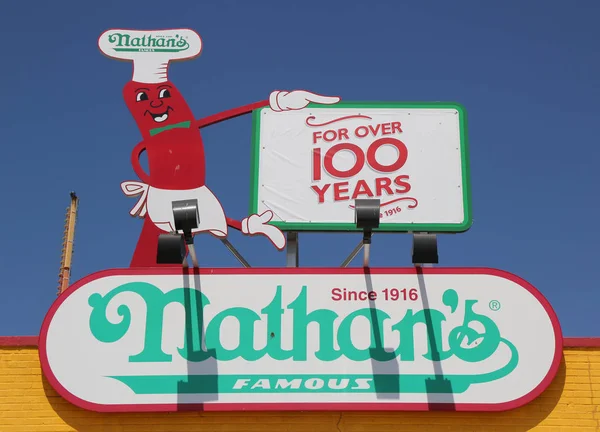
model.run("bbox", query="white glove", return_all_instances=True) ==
[241,210,286,250]
[269,90,341,111]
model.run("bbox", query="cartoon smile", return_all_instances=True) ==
[145,106,173,123]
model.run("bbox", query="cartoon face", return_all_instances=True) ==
[123,81,194,135]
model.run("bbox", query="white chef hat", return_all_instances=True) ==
[98,28,202,83]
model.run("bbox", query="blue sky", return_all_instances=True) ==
[0,1,598,337]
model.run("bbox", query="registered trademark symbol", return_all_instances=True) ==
[489,300,501,311]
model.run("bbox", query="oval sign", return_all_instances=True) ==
[39,267,562,412]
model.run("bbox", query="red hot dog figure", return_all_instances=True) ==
[98,29,340,267]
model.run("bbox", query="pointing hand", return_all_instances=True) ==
[241,210,286,250]
[269,90,341,111]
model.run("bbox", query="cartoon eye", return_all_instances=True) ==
[136,91,148,102]
[159,88,171,98]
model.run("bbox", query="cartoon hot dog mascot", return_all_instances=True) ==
[98,28,340,267]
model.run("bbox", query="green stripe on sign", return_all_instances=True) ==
[109,339,518,395]
[109,374,475,395]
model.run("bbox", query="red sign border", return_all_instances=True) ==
[38,267,563,413]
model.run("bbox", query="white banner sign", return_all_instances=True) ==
[40,267,561,412]
[250,102,471,232]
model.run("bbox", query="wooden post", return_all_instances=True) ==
[57,192,78,296]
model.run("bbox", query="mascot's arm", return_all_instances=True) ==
[194,100,269,129]
[194,100,269,232]
[131,141,151,184]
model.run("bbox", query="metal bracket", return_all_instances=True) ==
[340,199,380,268]
[157,199,200,268]
[156,232,186,265]
[220,238,251,268]
[340,239,364,268]
[172,199,199,244]
[286,232,299,267]
[412,233,439,265]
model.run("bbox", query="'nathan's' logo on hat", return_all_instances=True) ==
[107,32,190,53]
[98,28,202,83]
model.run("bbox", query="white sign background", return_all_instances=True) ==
[251,103,471,232]
[40,268,561,412]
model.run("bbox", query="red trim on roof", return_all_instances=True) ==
[0,336,38,346]
[563,338,600,347]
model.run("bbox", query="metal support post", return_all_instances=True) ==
[286,232,299,267]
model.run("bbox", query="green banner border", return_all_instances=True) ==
[249,101,472,233]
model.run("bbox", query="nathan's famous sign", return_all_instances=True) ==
[39,28,560,413]
[41,268,561,412]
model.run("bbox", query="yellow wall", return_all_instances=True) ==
[1,345,599,432]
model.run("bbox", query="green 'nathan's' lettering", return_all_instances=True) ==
[87,283,507,365]
[107,32,190,53]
